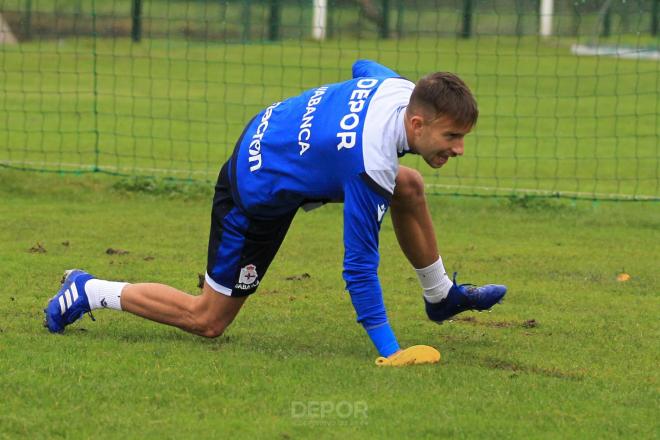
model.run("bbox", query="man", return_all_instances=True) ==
[44,60,507,366]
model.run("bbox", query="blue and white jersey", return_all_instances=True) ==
[227,60,414,356]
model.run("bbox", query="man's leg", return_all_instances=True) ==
[391,166,453,303]
[44,270,247,336]
[121,281,247,338]
[391,166,507,322]
[391,166,439,269]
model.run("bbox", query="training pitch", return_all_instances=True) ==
[0,170,658,438]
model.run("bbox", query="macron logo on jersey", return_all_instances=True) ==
[377,204,387,222]
[249,102,281,172]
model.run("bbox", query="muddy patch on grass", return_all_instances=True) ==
[285,273,311,281]
[28,242,47,253]
[106,248,129,255]
[483,357,584,381]
[259,289,280,295]
[454,316,540,329]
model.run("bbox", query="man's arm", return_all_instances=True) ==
[352,59,400,79]
[342,174,399,357]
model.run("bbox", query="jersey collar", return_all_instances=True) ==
[396,107,410,157]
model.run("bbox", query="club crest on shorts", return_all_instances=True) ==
[236,264,259,290]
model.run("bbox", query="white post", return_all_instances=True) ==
[0,13,18,45]
[540,0,554,37]
[312,0,327,41]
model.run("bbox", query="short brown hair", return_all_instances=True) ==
[408,72,478,128]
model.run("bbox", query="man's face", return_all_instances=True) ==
[409,115,472,169]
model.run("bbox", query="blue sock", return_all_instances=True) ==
[365,322,400,357]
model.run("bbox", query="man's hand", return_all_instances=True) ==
[375,345,441,366]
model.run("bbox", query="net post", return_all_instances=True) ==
[23,0,32,40]
[461,0,473,38]
[570,0,580,36]
[602,3,611,37]
[540,0,554,37]
[380,0,390,39]
[241,0,251,42]
[131,0,142,42]
[515,0,524,37]
[268,0,281,41]
[327,0,335,39]
[312,0,327,41]
[396,0,404,38]
[91,0,100,172]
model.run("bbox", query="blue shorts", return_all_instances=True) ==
[205,163,296,296]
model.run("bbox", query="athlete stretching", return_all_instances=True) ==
[44,61,507,366]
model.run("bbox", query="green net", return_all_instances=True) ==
[1,0,658,200]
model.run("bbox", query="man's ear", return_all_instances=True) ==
[409,114,425,130]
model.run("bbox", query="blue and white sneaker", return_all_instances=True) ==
[43,269,95,333]
[425,273,507,323]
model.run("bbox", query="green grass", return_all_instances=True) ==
[2,0,657,40]
[1,35,659,199]
[1,169,658,438]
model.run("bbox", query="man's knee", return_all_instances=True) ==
[195,316,228,338]
[190,287,246,338]
[190,305,232,338]
[200,326,225,339]
[394,168,426,203]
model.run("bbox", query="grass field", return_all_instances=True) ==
[2,35,659,199]
[3,0,656,41]
[0,169,658,438]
